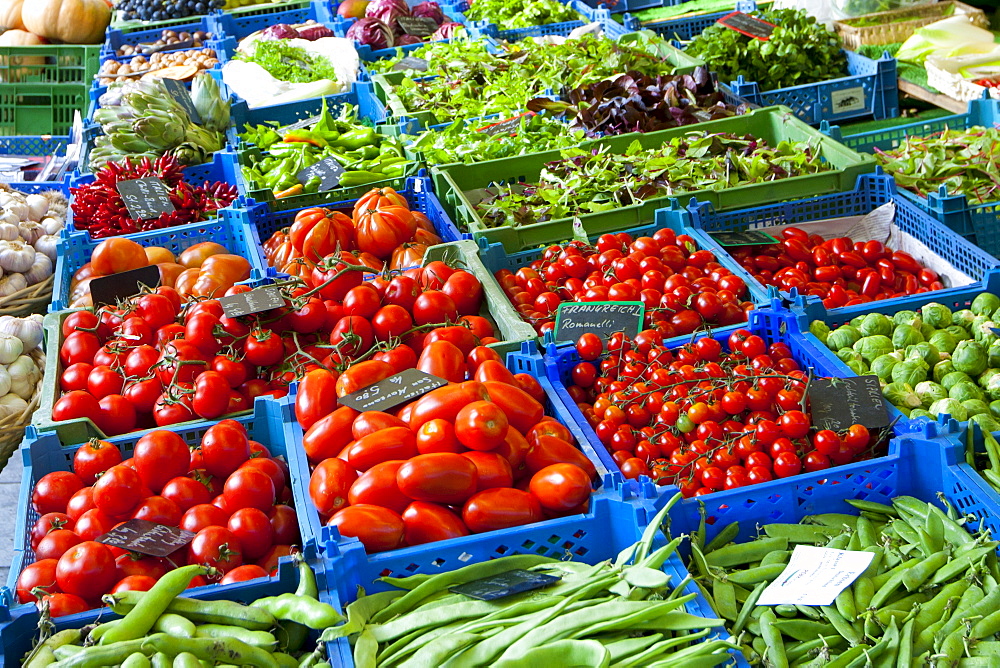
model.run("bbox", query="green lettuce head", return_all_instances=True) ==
[871,352,903,381]
[827,325,862,352]
[921,303,952,329]
[928,330,958,355]
[853,335,894,363]
[929,397,969,422]
[949,381,984,403]
[891,359,929,387]
[809,320,830,345]
[941,371,973,391]
[933,359,956,383]
[914,380,948,408]
[953,340,988,376]
[972,292,1000,316]
[859,313,893,338]
[892,324,924,349]
[905,342,940,367]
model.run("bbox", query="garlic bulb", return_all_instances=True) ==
[25,194,48,221]
[0,240,34,273]
[0,316,42,352]
[4,200,27,222]
[33,234,57,263]
[0,224,19,242]
[40,217,63,235]
[0,211,18,226]
[8,355,35,400]
[0,273,27,298]
[0,366,13,398]
[0,332,23,365]
[0,393,28,419]
[17,221,42,245]
[24,253,51,286]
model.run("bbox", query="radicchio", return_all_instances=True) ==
[260,24,300,40]
[395,34,424,45]
[297,24,336,40]
[411,1,445,25]
[364,0,411,33]
[347,17,395,49]
[430,21,463,40]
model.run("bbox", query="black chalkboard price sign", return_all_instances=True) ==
[97,519,195,557]
[709,230,778,247]
[218,285,285,319]
[809,375,890,432]
[554,301,645,342]
[398,16,439,36]
[339,369,448,413]
[392,56,429,72]
[296,157,346,192]
[450,569,561,601]
[716,11,776,40]
[162,77,203,125]
[89,265,161,307]
[117,176,176,221]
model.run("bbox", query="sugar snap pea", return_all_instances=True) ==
[763,524,837,543]
[712,579,738,622]
[705,537,788,568]
[772,619,836,641]
[835,588,857,623]
[901,550,948,592]
[820,605,862,646]
[930,545,995,585]
[732,581,767,636]
[846,500,898,517]
[727,563,786,585]
[774,604,798,618]
[760,609,789,668]
[703,521,740,554]
[785,635,845,663]
[761,550,791,567]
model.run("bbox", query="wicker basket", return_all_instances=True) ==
[0,275,53,318]
[0,349,45,473]
[835,1,988,50]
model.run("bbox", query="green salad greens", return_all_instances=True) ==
[472,133,832,228]
[462,0,582,30]
[409,114,587,165]
[686,8,846,90]
[236,40,341,83]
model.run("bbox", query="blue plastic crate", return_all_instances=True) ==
[621,0,756,39]
[932,417,1000,525]
[321,472,746,667]
[52,207,264,311]
[68,151,243,239]
[542,300,904,478]
[9,398,313,606]
[283,343,615,548]
[722,49,898,126]
[102,15,218,58]
[0,138,72,182]
[0,545,337,666]
[792,266,1000,429]
[210,0,337,41]
[823,95,1000,257]
[666,171,1000,314]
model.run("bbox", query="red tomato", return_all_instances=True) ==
[416,340,467,383]
[328,504,404,553]
[408,382,491,430]
[50,392,103,431]
[454,400,509,451]
[180,503,230,534]
[462,451,514,491]
[41,592,89,618]
[396,453,479,505]
[309,458,358,517]
[348,427,418,472]
[36,529,83,561]
[201,420,251,479]
[268,505,299,545]
[295,369,340,431]
[481,382,544,434]
[302,405,357,464]
[525,435,597,479]
[74,509,116,541]
[161,476,212,512]
[227,508,274,560]
[415,419,462,455]
[56,540,116,600]
[528,464,592,511]
[220,564,269,584]
[16,559,58,603]
[111,575,157,593]
[30,512,73,550]
[132,496,182,526]
[402,502,470,546]
[187,526,243,576]
[92,464,142,517]
[115,553,168,581]
[462,489,543,533]
[134,430,190,494]
[348,460,412,514]
[32,471,84,515]
[223,467,276,513]
[72,439,122,486]
[193,371,231,419]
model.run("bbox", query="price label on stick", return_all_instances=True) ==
[397,16,439,37]
[218,285,286,319]
[709,230,778,247]
[116,176,176,221]
[808,375,890,432]
[296,157,345,192]
[451,569,561,601]
[89,265,161,307]
[339,369,448,413]
[477,112,535,137]
[554,301,644,342]
[162,77,203,124]
[716,11,776,40]
[97,519,195,557]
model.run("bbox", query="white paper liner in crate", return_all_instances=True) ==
[926,50,1000,103]
[754,202,974,290]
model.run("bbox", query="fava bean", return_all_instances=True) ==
[154,614,196,638]
[151,653,172,668]
[173,654,201,668]
[49,639,146,668]
[195,624,278,650]
[250,594,344,630]
[141,633,277,668]
[101,565,209,645]
[110,592,275,631]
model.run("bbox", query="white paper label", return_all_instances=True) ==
[756,545,875,606]
[831,86,867,114]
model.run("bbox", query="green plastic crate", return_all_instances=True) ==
[111,0,310,33]
[0,45,101,85]
[432,105,879,253]
[421,239,537,357]
[0,83,88,135]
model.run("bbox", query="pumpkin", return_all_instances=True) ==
[22,0,110,45]
[0,30,46,83]
[0,0,25,31]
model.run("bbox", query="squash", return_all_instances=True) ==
[22,0,110,45]
[0,30,46,83]
[0,0,25,31]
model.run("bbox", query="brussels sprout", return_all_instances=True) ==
[850,315,865,329]
[979,368,1000,390]
[827,325,861,352]
[928,330,958,355]
[892,324,924,349]
[963,399,991,417]
[853,335,894,363]
[953,309,976,330]
[945,325,971,341]
[942,371,973,391]
[914,380,948,408]
[893,310,922,328]
[905,342,940,367]
[884,382,923,409]
[910,408,935,420]
[845,359,869,376]
[988,340,1000,369]
[970,412,1000,433]
[985,374,1000,402]
[892,359,929,387]
[837,348,862,363]
[920,323,937,340]
[990,399,1000,418]
[972,320,999,348]
[954,340,988,376]
[921,303,953,329]
[950,381,984,403]
[933,360,957,383]
[859,313,893,338]
[972,293,1000,316]
[809,320,830,345]
[929,397,969,422]
[871,353,903,381]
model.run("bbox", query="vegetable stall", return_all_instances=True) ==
[5,0,1000,666]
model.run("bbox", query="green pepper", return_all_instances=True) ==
[283,129,329,148]
[353,144,381,160]
[333,127,378,150]
[338,170,388,187]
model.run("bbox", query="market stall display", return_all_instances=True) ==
[9,1,1000,665]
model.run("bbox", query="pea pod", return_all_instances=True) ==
[759,609,788,668]
[726,563,786,585]
[901,550,948,592]
[703,522,739,554]
[705,537,788,569]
